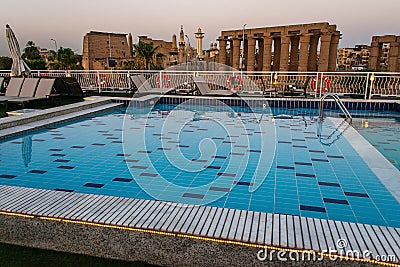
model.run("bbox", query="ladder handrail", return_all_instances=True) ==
[318,93,352,123]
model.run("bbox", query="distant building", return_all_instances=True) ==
[337,45,369,71]
[82,31,133,70]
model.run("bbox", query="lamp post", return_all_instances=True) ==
[241,24,246,75]
[368,73,375,100]
[50,38,58,52]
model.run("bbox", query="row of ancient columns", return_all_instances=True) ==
[369,38,400,72]
[218,33,340,72]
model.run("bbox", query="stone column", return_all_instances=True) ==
[368,40,380,71]
[257,38,264,71]
[218,38,227,65]
[308,35,319,71]
[232,38,241,69]
[318,33,332,72]
[328,34,340,71]
[289,36,299,71]
[247,36,256,72]
[262,36,273,71]
[388,41,400,72]
[298,35,310,72]
[279,35,291,71]
[273,37,281,71]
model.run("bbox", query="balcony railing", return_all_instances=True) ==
[0,70,399,98]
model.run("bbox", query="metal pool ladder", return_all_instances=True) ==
[318,93,352,123]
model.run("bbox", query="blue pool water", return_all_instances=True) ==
[0,104,399,228]
[353,117,400,171]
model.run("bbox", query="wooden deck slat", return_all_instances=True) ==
[4,189,49,212]
[205,208,224,237]
[234,210,248,241]
[321,219,335,251]
[372,225,397,258]
[357,224,380,258]
[342,221,360,252]
[171,206,197,233]
[1,188,43,211]
[314,219,327,251]
[301,217,311,250]
[364,224,387,257]
[308,218,319,251]
[163,206,187,232]
[100,198,134,224]
[242,211,254,243]
[119,199,151,226]
[265,213,273,245]
[0,187,34,209]
[294,216,303,248]
[180,206,202,233]
[280,215,288,248]
[34,192,76,215]
[21,191,63,214]
[114,199,146,225]
[185,206,208,235]
[0,187,25,205]
[52,193,93,218]
[73,195,114,221]
[13,190,52,213]
[221,209,237,240]
[147,202,178,230]
[87,197,124,222]
[167,206,194,233]
[272,214,280,246]
[71,194,109,220]
[212,208,229,238]
[327,220,340,251]
[349,222,368,254]
[287,215,295,248]
[138,201,169,229]
[257,212,266,244]
[125,200,158,227]
[158,204,183,231]
[197,207,218,236]
[249,212,260,244]
[378,226,400,262]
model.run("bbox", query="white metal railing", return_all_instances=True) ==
[0,70,399,98]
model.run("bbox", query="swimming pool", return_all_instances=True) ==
[0,100,399,229]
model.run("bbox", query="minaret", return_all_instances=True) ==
[179,25,185,46]
[195,27,205,59]
[178,25,186,63]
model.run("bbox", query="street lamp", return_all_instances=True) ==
[241,24,247,72]
[50,38,58,51]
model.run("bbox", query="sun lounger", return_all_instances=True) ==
[7,78,56,107]
[192,76,236,96]
[131,74,176,95]
[0,77,24,102]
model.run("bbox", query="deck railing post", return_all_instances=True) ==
[97,70,101,94]
[365,73,370,100]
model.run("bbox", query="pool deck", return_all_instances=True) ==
[0,96,399,266]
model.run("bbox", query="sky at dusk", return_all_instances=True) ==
[0,0,399,56]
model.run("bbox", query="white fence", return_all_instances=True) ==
[1,70,399,98]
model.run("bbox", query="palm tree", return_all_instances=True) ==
[133,41,160,70]
[47,47,82,70]
[22,41,41,60]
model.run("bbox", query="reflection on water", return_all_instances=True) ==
[22,135,32,167]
